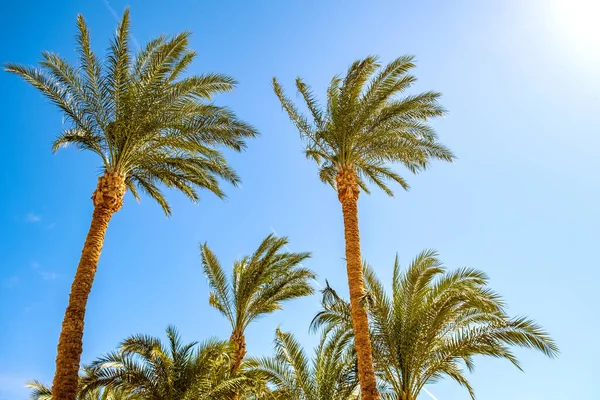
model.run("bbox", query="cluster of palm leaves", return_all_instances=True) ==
[28,326,249,400]
[311,252,558,399]
[8,9,558,400]
[28,246,557,400]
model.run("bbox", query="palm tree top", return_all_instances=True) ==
[201,233,315,332]
[273,55,454,196]
[311,250,559,399]
[247,327,359,400]
[82,325,247,400]
[5,9,258,215]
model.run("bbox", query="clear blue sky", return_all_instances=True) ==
[1,1,598,399]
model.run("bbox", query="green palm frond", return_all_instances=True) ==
[200,243,235,325]
[27,381,53,400]
[310,281,353,336]
[274,328,314,397]
[273,56,453,196]
[5,9,258,216]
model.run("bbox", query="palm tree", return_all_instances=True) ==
[200,234,315,398]
[81,326,249,400]
[6,10,257,400]
[311,251,559,400]
[247,328,359,400]
[273,56,454,400]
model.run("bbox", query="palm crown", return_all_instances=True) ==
[247,328,359,400]
[5,9,257,215]
[312,251,559,400]
[201,234,315,335]
[272,55,454,195]
[81,326,246,400]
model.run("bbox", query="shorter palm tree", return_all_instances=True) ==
[200,233,315,378]
[312,251,558,400]
[81,326,247,400]
[247,328,359,400]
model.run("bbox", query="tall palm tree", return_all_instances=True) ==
[247,328,359,400]
[6,10,257,400]
[81,326,248,400]
[273,56,454,400]
[200,233,315,399]
[311,251,559,400]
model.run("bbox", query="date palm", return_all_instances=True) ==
[311,251,559,400]
[200,234,315,399]
[246,328,359,400]
[81,326,248,400]
[6,10,257,400]
[273,56,453,400]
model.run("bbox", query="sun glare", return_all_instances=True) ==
[550,0,600,56]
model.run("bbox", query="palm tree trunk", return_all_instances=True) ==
[336,167,380,400]
[52,172,126,400]
[229,329,247,400]
[230,329,247,373]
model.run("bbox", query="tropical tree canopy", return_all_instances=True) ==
[247,328,359,400]
[201,233,315,335]
[5,9,258,215]
[272,55,454,196]
[81,326,247,400]
[311,251,559,400]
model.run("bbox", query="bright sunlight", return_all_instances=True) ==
[550,0,600,56]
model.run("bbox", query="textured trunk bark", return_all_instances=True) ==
[336,167,380,400]
[230,329,246,400]
[229,329,247,374]
[52,172,125,400]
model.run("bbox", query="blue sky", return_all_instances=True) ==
[1,0,599,399]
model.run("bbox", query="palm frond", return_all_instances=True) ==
[200,243,235,325]
[27,380,53,400]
